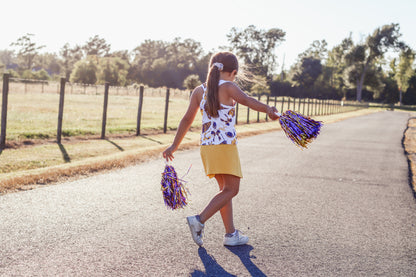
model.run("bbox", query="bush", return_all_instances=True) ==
[183,74,201,90]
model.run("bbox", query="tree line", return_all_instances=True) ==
[1,24,415,104]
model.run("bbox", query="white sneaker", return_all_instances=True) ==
[223,230,249,246]
[186,215,204,246]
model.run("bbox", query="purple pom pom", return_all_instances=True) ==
[278,110,322,148]
[161,164,190,210]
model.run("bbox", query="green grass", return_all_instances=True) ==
[4,92,201,140]
[3,92,363,142]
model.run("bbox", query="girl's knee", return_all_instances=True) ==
[223,186,238,198]
[220,174,240,197]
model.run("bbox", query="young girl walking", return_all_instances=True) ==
[163,52,279,246]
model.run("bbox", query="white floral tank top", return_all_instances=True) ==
[200,80,237,145]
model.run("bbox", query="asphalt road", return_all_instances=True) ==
[1,111,415,276]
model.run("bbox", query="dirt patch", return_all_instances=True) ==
[3,128,180,149]
[402,116,416,196]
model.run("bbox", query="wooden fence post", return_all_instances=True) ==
[235,103,239,125]
[247,107,250,124]
[297,97,301,112]
[302,98,306,115]
[0,74,10,149]
[281,97,285,113]
[57,78,66,143]
[320,99,323,115]
[101,83,110,139]
[136,85,144,135]
[257,94,261,123]
[287,97,291,112]
[266,95,270,121]
[163,88,170,133]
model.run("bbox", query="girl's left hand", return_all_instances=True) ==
[163,145,176,161]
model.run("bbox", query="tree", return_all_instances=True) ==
[402,74,416,105]
[70,57,97,84]
[33,69,50,80]
[183,74,201,90]
[0,50,17,69]
[394,48,415,104]
[345,24,406,101]
[60,43,84,80]
[326,36,354,98]
[227,25,286,80]
[130,38,207,88]
[298,40,328,60]
[292,57,323,88]
[10,33,45,70]
[97,57,129,86]
[83,35,111,57]
[34,52,61,76]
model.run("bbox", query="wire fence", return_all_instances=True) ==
[0,74,368,149]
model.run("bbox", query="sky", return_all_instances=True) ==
[1,0,415,70]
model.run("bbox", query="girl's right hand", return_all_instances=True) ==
[163,145,176,161]
[267,106,280,120]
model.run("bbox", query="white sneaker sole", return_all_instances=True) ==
[186,217,203,246]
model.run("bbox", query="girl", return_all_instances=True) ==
[163,52,279,247]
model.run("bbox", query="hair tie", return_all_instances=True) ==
[213,62,223,71]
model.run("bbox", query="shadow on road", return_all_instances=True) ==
[225,244,267,277]
[191,245,266,276]
[190,247,236,277]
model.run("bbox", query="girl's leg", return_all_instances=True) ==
[199,174,240,232]
[215,175,235,234]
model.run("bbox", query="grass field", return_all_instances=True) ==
[3,91,361,141]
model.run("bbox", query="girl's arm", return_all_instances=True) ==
[163,86,202,161]
[227,84,279,120]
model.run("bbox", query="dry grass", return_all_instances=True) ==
[3,91,360,141]
[402,115,416,194]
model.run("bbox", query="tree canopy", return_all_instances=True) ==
[2,24,415,104]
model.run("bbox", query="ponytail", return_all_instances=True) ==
[205,65,221,117]
[204,52,239,118]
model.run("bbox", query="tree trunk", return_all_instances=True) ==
[356,61,370,102]
[399,88,402,106]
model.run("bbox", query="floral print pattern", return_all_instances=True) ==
[200,82,237,145]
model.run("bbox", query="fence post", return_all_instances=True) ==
[287,97,291,111]
[257,94,261,123]
[247,107,250,124]
[101,82,110,139]
[302,98,306,115]
[281,97,285,113]
[57,78,66,143]
[136,85,144,135]
[0,73,10,149]
[297,97,301,112]
[236,103,239,125]
[274,96,277,107]
[320,99,323,115]
[266,95,270,121]
[163,88,170,133]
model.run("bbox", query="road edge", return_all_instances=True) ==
[402,115,416,198]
